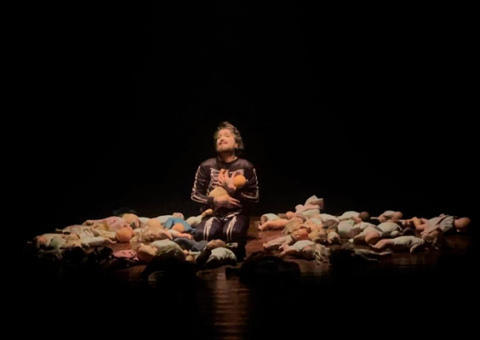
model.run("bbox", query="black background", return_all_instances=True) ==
[12,3,476,242]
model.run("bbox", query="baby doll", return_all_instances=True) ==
[208,169,248,211]
[351,221,404,245]
[371,236,425,253]
[294,195,324,219]
[374,210,403,223]
[80,236,116,248]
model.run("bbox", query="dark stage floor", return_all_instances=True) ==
[14,217,479,339]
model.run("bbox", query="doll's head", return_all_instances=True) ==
[292,228,309,241]
[233,175,247,188]
[308,229,327,243]
[116,226,134,243]
[359,211,370,222]
[34,236,48,249]
[454,217,471,232]
[122,213,141,229]
[284,218,304,234]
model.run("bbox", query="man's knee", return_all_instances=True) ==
[194,217,221,241]
[225,217,249,242]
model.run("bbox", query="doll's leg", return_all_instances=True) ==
[263,236,288,251]
[411,217,428,231]
[258,219,289,231]
[365,231,382,245]
[352,232,366,244]
[261,214,281,225]
[370,239,394,251]
[279,246,299,257]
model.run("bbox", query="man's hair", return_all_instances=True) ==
[213,121,244,155]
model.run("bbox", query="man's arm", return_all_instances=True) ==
[191,165,215,208]
[233,166,259,204]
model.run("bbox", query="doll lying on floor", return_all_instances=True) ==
[227,251,301,284]
[350,221,407,245]
[336,212,371,238]
[279,240,392,265]
[174,238,245,260]
[407,214,472,238]
[263,227,310,251]
[56,225,96,238]
[137,210,214,235]
[33,233,74,249]
[328,243,393,266]
[294,195,324,218]
[372,210,403,223]
[138,239,237,279]
[303,218,341,244]
[279,239,317,258]
[263,224,340,250]
[338,211,370,222]
[138,212,185,227]
[129,224,193,246]
[57,224,135,243]
[33,232,115,249]
[141,249,199,282]
[370,236,426,253]
[83,215,141,231]
[257,195,324,230]
[257,215,307,232]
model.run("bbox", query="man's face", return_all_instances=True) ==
[216,128,237,153]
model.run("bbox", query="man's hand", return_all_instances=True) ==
[219,170,237,195]
[214,195,241,209]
